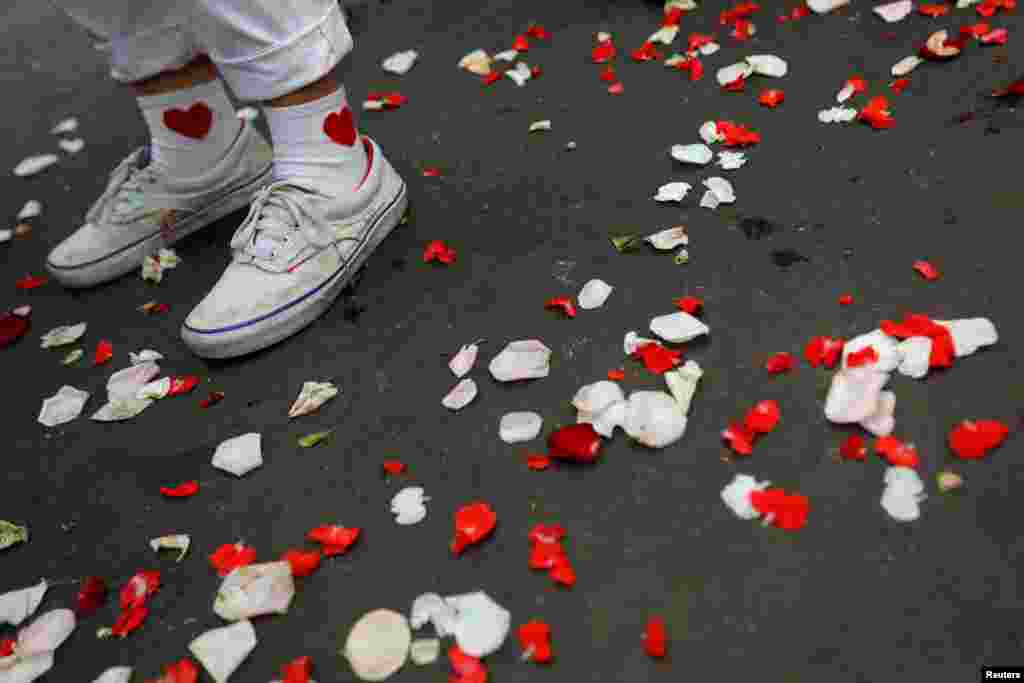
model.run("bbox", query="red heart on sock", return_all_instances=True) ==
[163,102,213,139]
[323,107,357,146]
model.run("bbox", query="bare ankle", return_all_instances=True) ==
[264,74,339,108]
[130,55,220,97]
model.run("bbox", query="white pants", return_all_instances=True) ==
[56,0,353,102]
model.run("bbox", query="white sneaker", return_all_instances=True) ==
[181,137,407,359]
[46,121,273,288]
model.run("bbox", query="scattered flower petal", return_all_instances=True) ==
[949,419,1009,459]
[499,412,543,443]
[74,577,107,617]
[409,639,440,666]
[643,618,667,658]
[489,339,551,381]
[650,311,709,343]
[0,580,47,627]
[654,181,692,203]
[37,385,90,427]
[913,259,940,280]
[150,535,190,562]
[423,240,456,264]
[670,144,713,165]
[188,620,257,683]
[875,0,914,21]
[545,296,577,318]
[15,275,48,290]
[213,562,295,621]
[449,343,480,378]
[391,487,429,526]
[342,609,411,682]
[451,502,497,555]
[623,391,688,447]
[307,525,360,556]
[13,155,59,177]
[548,424,602,462]
[445,592,511,658]
[645,226,688,250]
[298,431,331,448]
[288,381,338,418]
[881,466,925,521]
[382,50,418,75]
[442,378,478,411]
[160,481,198,498]
[578,279,613,310]
[212,433,263,477]
[766,352,796,374]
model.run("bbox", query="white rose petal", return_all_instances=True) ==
[807,0,850,12]
[892,55,924,77]
[0,580,47,627]
[214,562,295,621]
[699,120,723,144]
[288,381,339,418]
[92,667,133,683]
[410,594,456,634]
[745,54,788,78]
[499,412,543,444]
[818,106,858,124]
[188,620,257,683]
[860,390,896,437]
[591,400,627,437]
[51,118,78,135]
[505,62,532,86]
[58,139,84,155]
[624,331,656,355]
[449,343,480,378]
[445,592,510,658]
[528,120,551,133]
[489,340,551,381]
[702,177,735,203]
[493,49,519,62]
[623,391,688,448]
[129,349,163,365]
[650,311,709,343]
[0,230,12,244]
[16,201,41,221]
[654,182,692,203]
[573,381,626,422]
[149,534,190,562]
[578,279,613,310]
[874,0,913,22]
[670,143,713,165]
[391,487,429,526]
[409,639,440,666]
[136,377,171,401]
[648,24,680,44]
[212,433,263,477]
[881,466,925,521]
[0,653,53,683]
[716,62,753,87]
[13,155,59,178]
[721,473,771,520]
[38,386,90,428]
[90,398,153,422]
[716,151,746,170]
[934,318,998,357]
[107,361,161,402]
[663,360,703,415]
[699,41,720,56]
[896,337,932,379]
[458,49,492,75]
[824,368,890,424]
[442,378,478,411]
[343,609,411,682]
[382,50,419,75]
[645,226,688,251]
[39,323,86,348]
[16,609,75,659]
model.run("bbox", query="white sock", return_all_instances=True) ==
[137,79,242,178]
[261,85,369,196]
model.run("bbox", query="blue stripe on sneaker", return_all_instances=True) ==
[184,185,404,335]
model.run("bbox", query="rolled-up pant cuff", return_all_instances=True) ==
[206,2,352,102]
[100,22,201,84]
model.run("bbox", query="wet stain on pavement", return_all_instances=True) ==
[771,249,809,268]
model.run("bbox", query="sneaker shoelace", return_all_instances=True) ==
[230,181,335,261]
[87,149,161,224]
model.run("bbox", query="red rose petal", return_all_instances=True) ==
[199,391,225,408]
[517,621,554,664]
[608,81,625,95]
[962,21,992,37]
[449,646,487,683]
[890,78,910,94]
[750,488,809,530]
[526,24,550,40]
[0,639,14,657]
[483,72,502,86]
[643,617,668,658]
[981,27,1008,44]
[722,421,756,455]
[631,41,661,62]
[731,19,755,40]
[422,167,442,177]
[15,275,48,290]
[283,549,322,577]
[607,369,626,381]
[451,502,498,555]
[152,658,199,683]
[547,424,602,463]
[758,88,785,107]
[526,453,552,470]
[838,294,854,305]
[592,40,617,64]
[744,400,781,434]
[75,576,108,617]
[208,542,256,577]
[93,339,113,366]
[913,259,940,280]
[512,34,530,52]
[382,460,406,475]
[804,336,845,368]
[847,345,879,368]
[918,2,951,16]
[633,342,682,374]
[423,240,457,264]
[673,296,704,314]
[528,542,566,570]
[949,419,1010,459]
[717,120,761,146]
[723,75,746,92]
[160,480,199,498]
[0,307,30,348]
[528,522,566,546]
[549,559,577,587]
[766,352,796,374]
[875,436,920,467]
[840,434,867,461]
[281,656,313,683]
[382,93,407,109]
[599,66,617,82]
[111,604,148,637]
[307,525,360,555]
[545,296,577,318]
[662,7,685,26]
[858,96,896,129]
[168,376,199,396]
[119,570,160,611]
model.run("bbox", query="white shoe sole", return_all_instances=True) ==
[180,160,408,360]
[45,163,273,289]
